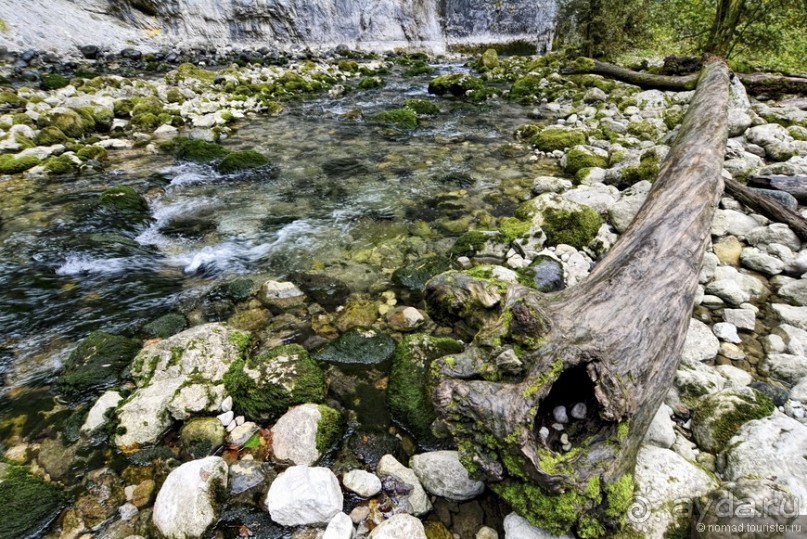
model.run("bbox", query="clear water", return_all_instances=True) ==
[0,66,552,390]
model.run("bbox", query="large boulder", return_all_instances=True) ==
[152,457,228,539]
[409,451,484,501]
[690,388,774,453]
[265,466,343,526]
[114,323,249,449]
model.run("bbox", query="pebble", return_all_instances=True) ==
[220,396,233,412]
[553,406,569,424]
[713,322,741,343]
[217,410,234,427]
[551,423,564,431]
[570,402,587,419]
[538,427,549,441]
[119,502,138,521]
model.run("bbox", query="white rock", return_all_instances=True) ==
[153,457,228,539]
[746,224,801,252]
[644,404,676,449]
[260,280,307,310]
[476,526,499,539]
[778,279,807,306]
[323,512,354,539]
[765,353,807,383]
[552,406,569,424]
[503,513,573,539]
[271,404,324,466]
[675,360,725,402]
[692,387,772,452]
[220,396,233,412]
[711,209,760,237]
[570,403,587,419]
[740,247,784,275]
[81,390,123,434]
[227,421,258,447]
[715,364,752,387]
[713,322,741,344]
[608,180,651,233]
[704,279,751,307]
[119,502,138,521]
[772,303,807,331]
[265,466,343,526]
[376,454,432,516]
[633,445,718,538]
[217,410,234,427]
[724,414,807,511]
[681,318,720,364]
[791,378,807,403]
[410,450,485,502]
[153,124,179,139]
[342,469,382,498]
[368,514,427,538]
[532,176,572,195]
[723,309,755,331]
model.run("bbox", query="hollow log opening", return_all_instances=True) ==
[534,363,601,453]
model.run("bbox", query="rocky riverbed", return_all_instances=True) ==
[1,46,807,539]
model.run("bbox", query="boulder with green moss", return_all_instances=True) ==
[0,91,22,109]
[76,145,108,161]
[563,147,609,175]
[392,256,452,300]
[617,149,660,187]
[691,387,774,453]
[358,76,383,89]
[270,403,345,465]
[0,154,39,174]
[373,108,418,129]
[388,334,464,447]
[542,205,602,249]
[224,343,325,422]
[451,230,510,258]
[142,313,188,339]
[180,417,226,459]
[428,73,484,97]
[114,323,251,450]
[404,98,440,116]
[216,150,269,174]
[175,138,230,163]
[509,74,545,102]
[315,327,395,367]
[0,466,65,538]
[39,109,90,138]
[99,185,149,215]
[531,127,587,152]
[35,126,68,145]
[43,155,78,175]
[480,48,499,70]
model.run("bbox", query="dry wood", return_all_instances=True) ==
[725,177,807,240]
[425,58,732,533]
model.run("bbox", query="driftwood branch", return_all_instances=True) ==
[562,57,807,96]
[425,59,731,534]
[725,177,807,240]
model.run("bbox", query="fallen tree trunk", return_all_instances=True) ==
[725,177,807,240]
[561,57,807,96]
[425,59,731,535]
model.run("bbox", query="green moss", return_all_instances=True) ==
[373,108,418,129]
[620,150,660,185]
[0,466,65,538]
[427,73,484,97]
[113,98,135,118]
[531,128,587,152]
[13,132,35,150]
[358,76,384,89]
[542,206,602,249]
[336,59,359,73]
[223,344,326,421]
[130,112,160,130]
[491,481,587,535]
[514,124,542,142]
[76,145,108,161]
[215,150,269,174]
[388,334,464,446]
[315,404,344,454]
[170,63,217,83]
[0,154,40,174]
[12,113,34,126]
[627,120,659,140]
[564,148,609,174]
[498,216,532,243]
[403,60,435,77]
[617,422,629,441]
[228,330,251,356]
[41,109,87,138]
[100,186,149,213]
[404,98,440,116]
[166,88,185,104]
[35,126,68,145]
[578,516,607,538]
[569,57,597,71]
[696,390,774,450]
[40,74,70,91]
[663,109,685,130]
[391,256,452,297]
[0,91,21,107]
[480,48,500,70]
[509,74,545,102]
[175,138,230,163]
[452,230,492,256]
[604,474,635,519]
[43,155,77,175]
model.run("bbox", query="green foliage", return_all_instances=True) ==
[542,206,602,249]
[215,150,269,174]
[372,108,418,129]
[0,154,40,174]
[554,0,652,58]
[0,466,65,538]
[175,138,229,163]
[531,128,588,152]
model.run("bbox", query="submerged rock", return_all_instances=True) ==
[315,327,396,366]
[0,466,65,539]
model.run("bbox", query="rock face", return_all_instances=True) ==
[152,457,229,539]
[265,466,343,526]
[0,0,557,55]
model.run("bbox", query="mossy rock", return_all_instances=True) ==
[56,331,142,402]
[337,59,359,73]
[480,48,500,70]
[564,148,608,175]
[0,154,40,174]
[224,344,326,421]
[175,138,230,163]
[76,145,108,161]
[509,74,545,102]
[619,150,659,187]
[130,112,161,130]
[388,334,463,447]
[170,63,217,83]
[35,126,68,145]
[99,186,149,214]
[404,98,440,116]
[141,313,188,339]
[180,417,226,459]
[166,88,185,104]
[358,76,384,89]
[498,216,532,243]
[372,108,418,129]
[315,327,395,368]
[542,206,602,249]
[691,388,774,453]
[522,254,565,292]
[43,155,78,175]
[40,109,88,138]
[315,404,345,454]
[0,466,65,538]
[391,256,452,299]
[427,73,484,97]
[215,150,269,174]
[131,96,164,117]
[531,128,587,152]
[40,74,71,91]
[0,91,21,107]
[403,60,435,77]
[113,98,135,118]
[12,113,34,126]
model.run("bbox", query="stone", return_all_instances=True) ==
[180,417,226,459]
[260,280,307,310]
[778,279,807,306]
[746,224,801,252]
[81,390,123,434]
[386,307,425,332]
[772,303,807,330]
[691,387,774,453]
[570,403,587,419]
[315,328,395,366]
[503,513,573,539]
[715,365,753,387]
[410,451,484,502]
[153,457,228,539]
[476,526,499,539]
[765,353,807,383]
[368,514,427,538]
[552,406,569,424]
[227,421,258,447]
[608,180,651,233]
[723,414,807,511]
[740,247,784,275]
[712,236,743,266]
[723,309,755,331]
[704,279,751,307]
[376,454,432,516]
[711,209,760,237]
[675,360,725,403]
[532,176,572,195]
[323,512,354,539]
[644,404,676,449]
[342,469,382,498]
[271,404,340,466]
[632,445,718,538]
[713,322,741,344]
[681,318,720,364]
[791,378,807,403]
[265,466,343,526]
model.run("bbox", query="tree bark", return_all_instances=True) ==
[561,57,807,96]
[725,177,807,240]
[705,0,745,57]
[426,59,731,534]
